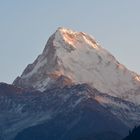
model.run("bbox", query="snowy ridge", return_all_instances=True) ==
[13,27,140,104]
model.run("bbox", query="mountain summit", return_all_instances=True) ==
[13,27,140,103]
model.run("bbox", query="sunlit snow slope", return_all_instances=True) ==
[13,27,140,103]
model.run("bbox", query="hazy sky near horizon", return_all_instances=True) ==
[0,0,140,83]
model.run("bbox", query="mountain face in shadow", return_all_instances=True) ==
[0,83,128,140]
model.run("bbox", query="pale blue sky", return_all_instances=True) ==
[0,0,140,83]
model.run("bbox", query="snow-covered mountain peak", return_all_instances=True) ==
[53,27,100,50]
[13,27,140,103]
